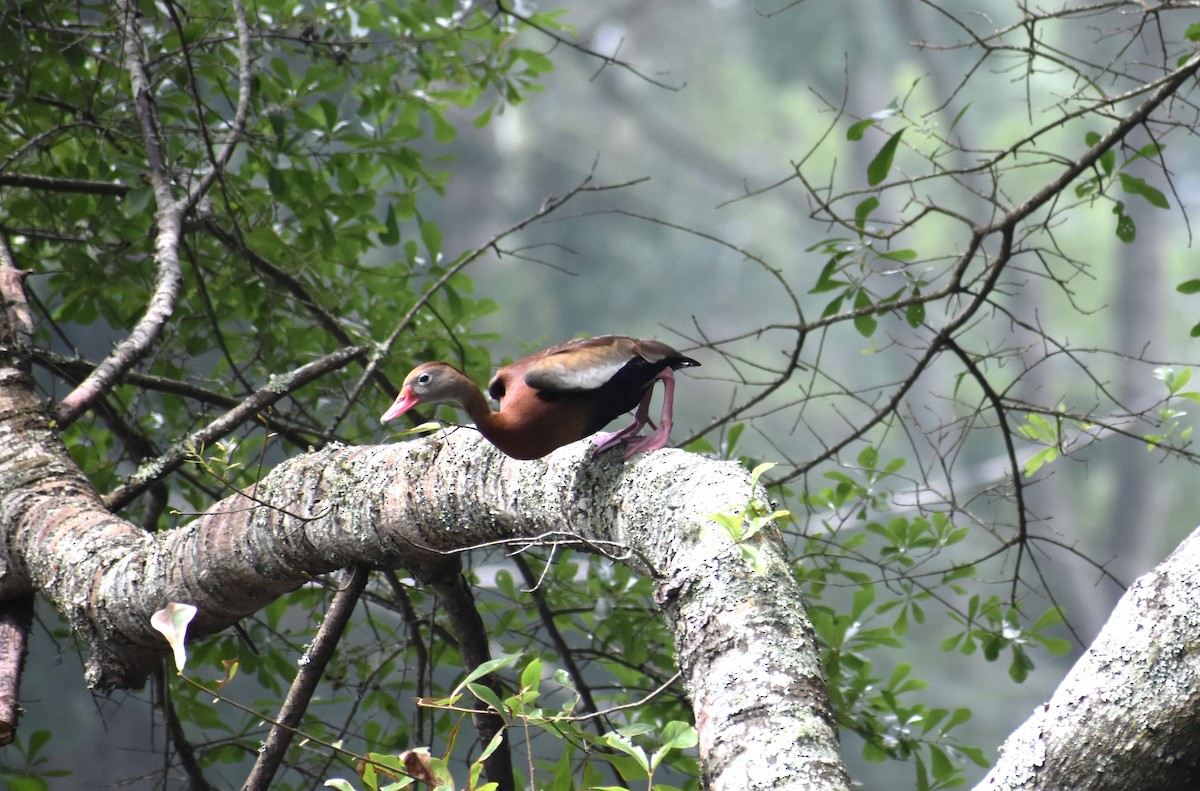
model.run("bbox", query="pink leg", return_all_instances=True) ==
[622,369,678,457]
[590,384,655,453]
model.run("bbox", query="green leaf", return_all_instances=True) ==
[906,294,925,328]
[862,740,889,762]
[550,747,575,791]
[379,202,401,246]
[452,653,522,697]
[478,729,505,761]
[949,102,971,133]
[810,259,848,293]
[1112,202,1136,243]
[1171,368,1192,393]
[749,461,777,487]
[27,729,52,761]
[1188,21,1200,42]
[867,129,905,186]
[854,197,879,229]
[878,248,917,262]
[1008,646,1034,682]
[430,108,457,143]
[602,733,650,774]
[847,118,876,141]
[652,721,700,771]
[520,657,542,693]
[267,167,286,198]
[122,185,155,219]
[929,744,956,781]
[851,583,875,619]
[942,565,975,584]
[468,682,506,715]
[1178,280,1200,294]
[1085,130,1116,177]
[941,707,972,737]
[660,720,699,751]
[853,289,877,337]
[1119,172,1169,209]
[420,219,444,260]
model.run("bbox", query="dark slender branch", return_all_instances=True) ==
[783,226,1013,483]
[55,0,184,428]
[945,339,1029,603]
[425,560,515,791]
[384,570,431,742]
[781,51,1200,482]
[0,173,130,196]
[184,245,256,394]
[198,220,386,395]
[158,665,217,791]
[167,0,253,214]
[242,566,369,791]
[103,345,367,510]
[979,49,1200,236]
[512,556,604,725]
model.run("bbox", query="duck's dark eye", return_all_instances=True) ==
[417,372,433,385]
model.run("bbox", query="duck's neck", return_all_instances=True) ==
[453,380,498,428]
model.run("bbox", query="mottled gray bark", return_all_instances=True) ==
[977,528,1200,791]
[0,359,849,791]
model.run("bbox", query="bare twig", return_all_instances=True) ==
[103,345,367,511]
[54,0,184,427]
[242,566,369,791]
[426,560,515,791]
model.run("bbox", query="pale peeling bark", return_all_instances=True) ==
[0,360,850,790]
[977,528,1200,791]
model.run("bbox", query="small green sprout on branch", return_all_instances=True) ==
[709,462,792,573]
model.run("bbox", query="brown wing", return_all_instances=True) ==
[521,336,640,393]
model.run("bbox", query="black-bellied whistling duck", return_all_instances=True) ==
[381,335,700,460]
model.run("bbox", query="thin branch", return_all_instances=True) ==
[173,0,254,212]
[512,556,606,729]
[242,565,369,791]
[425,560,515,791]
[979,49,1200,235]
[103,345,367,511]
[495,0,685,91]
[31,350,329,449]
[158,665,217,791]
[945,339,1029,602]
[55,0,185,428]
[0,173,129,196]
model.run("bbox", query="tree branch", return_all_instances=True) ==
[977,526,1200,790]
[0,596,33,746]
[0,357,851,789]
[102,344,367,511]
[426,561,515,791]
[0,238,32,371]
[54,0,185,428]
[242,565,369,791]
[0,172,130,196]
